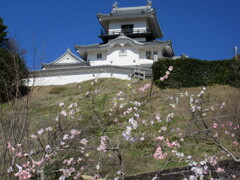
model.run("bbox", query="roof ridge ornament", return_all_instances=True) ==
[113,1,119,9]
[147,0,152,6]
[119,32,126,37]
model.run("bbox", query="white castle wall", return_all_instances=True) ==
[107,45,139,66]
[28,72,130,86]
[87,47,165,66]
[88,45,140,66]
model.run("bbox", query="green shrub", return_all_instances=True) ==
[152,58,238,88]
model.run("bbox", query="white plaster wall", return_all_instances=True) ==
[88,51,108,66]
[109,19,147,34]
[107,45,139,66]
[85,45,165,66]
[56,54,79,64]
[28,72,131,86]
[139,48,164,64]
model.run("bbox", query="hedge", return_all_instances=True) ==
[152,58,240,88]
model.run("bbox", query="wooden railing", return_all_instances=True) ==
[100,28,151,36]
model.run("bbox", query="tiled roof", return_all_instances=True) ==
[75,44,101,50]
[143,40,171,46]
[30,65,153,78]
[97,3,163,39]
[97,6,155,20]
[75,35,171,51]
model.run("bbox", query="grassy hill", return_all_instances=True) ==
[1,78,240,178]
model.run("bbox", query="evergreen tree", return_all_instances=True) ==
[0,17,8,47]
[0,17,29,102]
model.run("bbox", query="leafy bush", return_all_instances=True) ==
[152,58,238,88]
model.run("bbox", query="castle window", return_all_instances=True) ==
[146,51,151,59]
[97,53,102,59]
[121,24,134,34]
[119,50,127,57]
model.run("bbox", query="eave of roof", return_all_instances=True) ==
[97,5,163,39]
[75,35,171,53]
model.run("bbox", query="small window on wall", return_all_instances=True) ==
[119,50,127,57]
[153,51,158,55]
[97,53,102,59]
[146,51,152,59]
[146,51,151,56]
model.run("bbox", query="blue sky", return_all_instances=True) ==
[0,0,240,70]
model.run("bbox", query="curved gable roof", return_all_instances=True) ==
[47,48,84,65]
[100,33,144,49]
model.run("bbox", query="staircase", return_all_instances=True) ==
[131,69,146,80]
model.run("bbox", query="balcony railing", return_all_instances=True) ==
[100,28,151,36]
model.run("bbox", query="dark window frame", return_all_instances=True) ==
[97,53,102,59]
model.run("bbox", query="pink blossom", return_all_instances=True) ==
[213,133,219,138]
[155,113,161,122]
[59,102,64,107]
[225,131,230,135]
[60,110,67,116]
[161,126,167,131]
[228,122,233,126]
[80,138,88,146]
[153,146,167,160]
[70,129,81,136]
[23,153,29,157]
[22,162,30,168]
[15,152,23,157]
[233,141,238,146]
[160,77,164,81]
[138,87,145,93]
[15,144,22,148]
[45,127,53,132]
[74,171,82,180]
[77,157,83,162]
[63,158,75,166]
[55,115,60,122]
[30,134,37,139]
[63,134,69,140]
[15,170,32,180]
[7,142,15,153]
[167,141,180,148]
[213,123,218,129]
[69,109,75,115]
[144,83,151,89]
[152,176,158,180]
[221,124,225,128]
[95,89,99,94]
[32,159,43,166]
[59,169,72,178]
[37,128,44,135]
[97,136,108,152]
[45,145,51,152]
[208,156,218,166]
[168,66,173,71]
[216,167,225,173]
[232,175,236,179]
[155,136,164,141]
[166,113,174,122]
